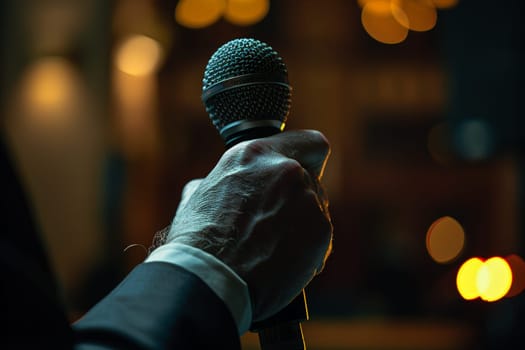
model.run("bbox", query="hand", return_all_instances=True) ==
[167,130,333,321]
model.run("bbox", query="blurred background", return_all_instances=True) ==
[1,0,524,349]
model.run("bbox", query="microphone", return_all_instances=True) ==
[202,38,308,350]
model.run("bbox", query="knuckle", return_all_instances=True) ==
[225,139,267,166]
[276,158,305,183]
[307,130,330,155]
[280,157,303,173]
[304,190,333,235]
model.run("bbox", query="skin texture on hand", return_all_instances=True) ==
[167,130,333,321]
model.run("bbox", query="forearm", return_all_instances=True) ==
[73,262,241,349]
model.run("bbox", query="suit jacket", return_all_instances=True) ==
[73,262,241,349]
[1,137,241,349]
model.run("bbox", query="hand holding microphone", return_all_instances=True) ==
[166,38,333,349]
[169,130,332,313]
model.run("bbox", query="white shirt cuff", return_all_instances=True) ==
[144,242,252,335]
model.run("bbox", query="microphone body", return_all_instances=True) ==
[202,38,308,349]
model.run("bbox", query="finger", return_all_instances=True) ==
[316,237,333,275]
[258,130,331,180]
[302,170,333,274]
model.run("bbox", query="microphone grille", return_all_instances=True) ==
[202,38,291,131]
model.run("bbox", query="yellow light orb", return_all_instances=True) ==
[361,1,409,44]
[115,35,163,77]
[477,257,513,302]
[175,0,225,29]
[393,0,437,32]
[426,216,465,263]
[224,0,269,26]
[456,257,483,300]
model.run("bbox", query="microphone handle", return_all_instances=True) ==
[251,291,308,350]
[224,127,308,350]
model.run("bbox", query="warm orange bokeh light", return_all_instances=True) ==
[477,257,512,302]
[393,0,437,32]
[115,35,163,77]
[224,0,269,26]
[175,0,225,28]
[426,216,465,263]
[19,56,81,125]
[361,1,409,44]
[505,254,525,298]
[23,57,75,109]
[457,257,483,300]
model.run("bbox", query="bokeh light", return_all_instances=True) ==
[504,254,525,298]
[115,35,164,77]
[393,0,437,32]
[457,257,484,300]
[358,0,456,44]
[175,0,225,29]
[477,257,512,302]
[454,119,494,161]
[457,256,517,302]
[224,0,269,26]
[426,216,465,263]
[361,1,409,44]
[20,56,80,120]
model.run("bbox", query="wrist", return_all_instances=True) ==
[145,242,252,334]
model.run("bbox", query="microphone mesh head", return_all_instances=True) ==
[202,38,291,131]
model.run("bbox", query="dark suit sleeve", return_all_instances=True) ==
[1,136,74,349]
[73,262,241,350]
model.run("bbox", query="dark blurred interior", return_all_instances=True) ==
[1,0,524,349]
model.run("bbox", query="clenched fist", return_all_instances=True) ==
[166,130,333,321]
